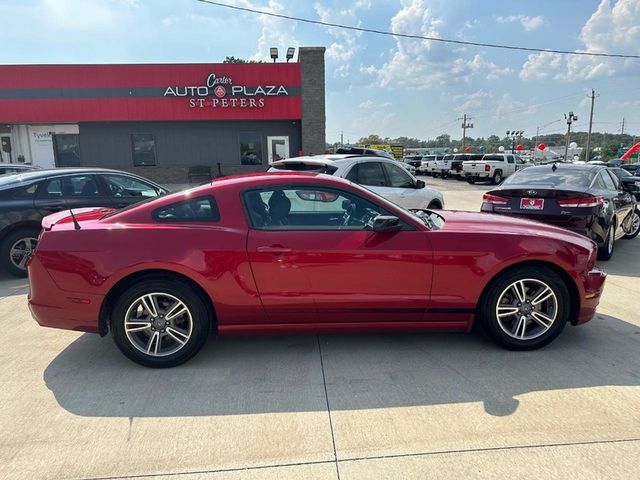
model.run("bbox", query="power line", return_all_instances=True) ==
[196,0,640,59]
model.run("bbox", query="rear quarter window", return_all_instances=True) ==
[152,196,220,222]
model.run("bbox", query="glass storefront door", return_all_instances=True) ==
[267,136,290,164]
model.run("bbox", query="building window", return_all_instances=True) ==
[53,134,81,167]
[131,133,156,166]
[239,133,263,165]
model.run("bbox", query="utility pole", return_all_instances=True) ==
[585,90,597,162]
[564,111,578,161]
[621,117,625,135]
[459,114,473,151]
[340,131,344,147]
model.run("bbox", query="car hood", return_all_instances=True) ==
[436,210,595,249]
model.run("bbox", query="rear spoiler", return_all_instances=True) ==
[42,207,115,231]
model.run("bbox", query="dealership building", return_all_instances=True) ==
[0,47,325,183]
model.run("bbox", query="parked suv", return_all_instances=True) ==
[463,153,527,184]
[0,168,167,277]
[269,155,444,211]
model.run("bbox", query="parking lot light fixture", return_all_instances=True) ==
[270,47,278,63]
[286,47,295,62]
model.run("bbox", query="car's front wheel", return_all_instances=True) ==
[1,228,40,277]
[111,278,211,368]
[479,266,569,350]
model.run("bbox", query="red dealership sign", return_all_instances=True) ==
[0,63,302,122]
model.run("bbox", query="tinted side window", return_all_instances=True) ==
[243,186,404,231]
[11,183,38,199]
[600,171,616,190]
[39,175,101,198]
[345,164,359,182]
[356,162,386,187]
[153,196,219,222]
[604,170,621,189]
[383,163,414,188]
[507,155,515,164]
[515,156,525,164]
[102,174,161,199]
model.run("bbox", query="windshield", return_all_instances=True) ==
[611,168,632,178]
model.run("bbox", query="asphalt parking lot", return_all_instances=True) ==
[1,177,639,480]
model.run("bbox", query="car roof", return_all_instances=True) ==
[518,163,604,173]
[271,155,401,167]
[0,167,159,184]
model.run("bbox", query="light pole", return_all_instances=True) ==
[564,112,578,161]
[506,130,523,154]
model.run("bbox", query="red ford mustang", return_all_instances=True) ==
[28,173,606,368]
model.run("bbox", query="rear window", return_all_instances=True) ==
[269,162,338,174]
[152,196,220,222]
[503,167,595,188]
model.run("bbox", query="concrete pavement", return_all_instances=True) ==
[0,176,638,479]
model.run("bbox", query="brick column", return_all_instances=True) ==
[298,47,326,156]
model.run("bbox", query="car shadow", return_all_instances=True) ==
[0,271,29,298]
[44,313,640,419]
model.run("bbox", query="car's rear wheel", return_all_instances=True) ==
[441,171,449,179]
[597,223,615,260]
[623,209,640,239]
[479,266,569,350]
[427,201,442,209]
[111,278,211,368]
[1,228,40,278]
[492,171,503,184]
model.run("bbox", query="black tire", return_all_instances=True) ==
[466,178,476,184]
[456,175,464,181]
[623,209,640,240]
[597,223,615,260]
[1,228,40,278]
[427,201,442,209]
[492,171,503,185]
[441,172,449,179]
[478,266,570,351]
[111,278,211,368]
[433,172,440,178]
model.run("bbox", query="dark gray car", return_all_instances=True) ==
[0,168,167,277]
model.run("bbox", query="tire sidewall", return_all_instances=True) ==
[623,209,640,239]
[493,171,502,184]
[111,279,210,368]
[1,228,40,277]
[479,266,570,350]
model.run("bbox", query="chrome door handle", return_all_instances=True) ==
[257,246,292,254]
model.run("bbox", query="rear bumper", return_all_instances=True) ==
[465,172,490,178]
[27,256,102,334]
[575,267,607,325]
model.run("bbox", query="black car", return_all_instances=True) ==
[0,168,167,277]
[610,167,640,199]
[620,163,640,176]
[481,164,638,260]
[403,155,423,169]
[0,164,39,175]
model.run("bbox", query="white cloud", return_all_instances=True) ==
[314,1,372,77]
[520,0,640,81]
[381,101,393,107]
[496,14,545,32]
[454,90,540,118]
[361,0,512,89]
[359,100,374,108]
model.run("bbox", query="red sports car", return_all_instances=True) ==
[28,173,606,368]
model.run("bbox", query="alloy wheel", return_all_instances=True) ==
[124,292,193,357]
[630,212,640,236]
[9,236,38,270]
[495,278,558,341]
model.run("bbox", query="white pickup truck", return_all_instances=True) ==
[462,153,527,184]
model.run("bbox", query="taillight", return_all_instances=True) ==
[483,193,510,205]
[557,196,604,208]
[484,165,491,172]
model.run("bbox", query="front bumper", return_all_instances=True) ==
[575,267,607,325]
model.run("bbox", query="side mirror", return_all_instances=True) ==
[415,179,426,189]
[372,215,402,233]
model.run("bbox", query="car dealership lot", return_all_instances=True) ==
[1,178,639,480]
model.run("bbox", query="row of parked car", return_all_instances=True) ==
[404,153,528,184]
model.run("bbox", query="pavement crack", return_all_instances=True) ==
[317,334,341,480]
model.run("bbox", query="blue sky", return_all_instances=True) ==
[1,0,639,143]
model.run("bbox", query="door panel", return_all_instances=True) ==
[243,185,433,324]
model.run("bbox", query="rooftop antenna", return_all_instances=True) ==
[69,209,81,230]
